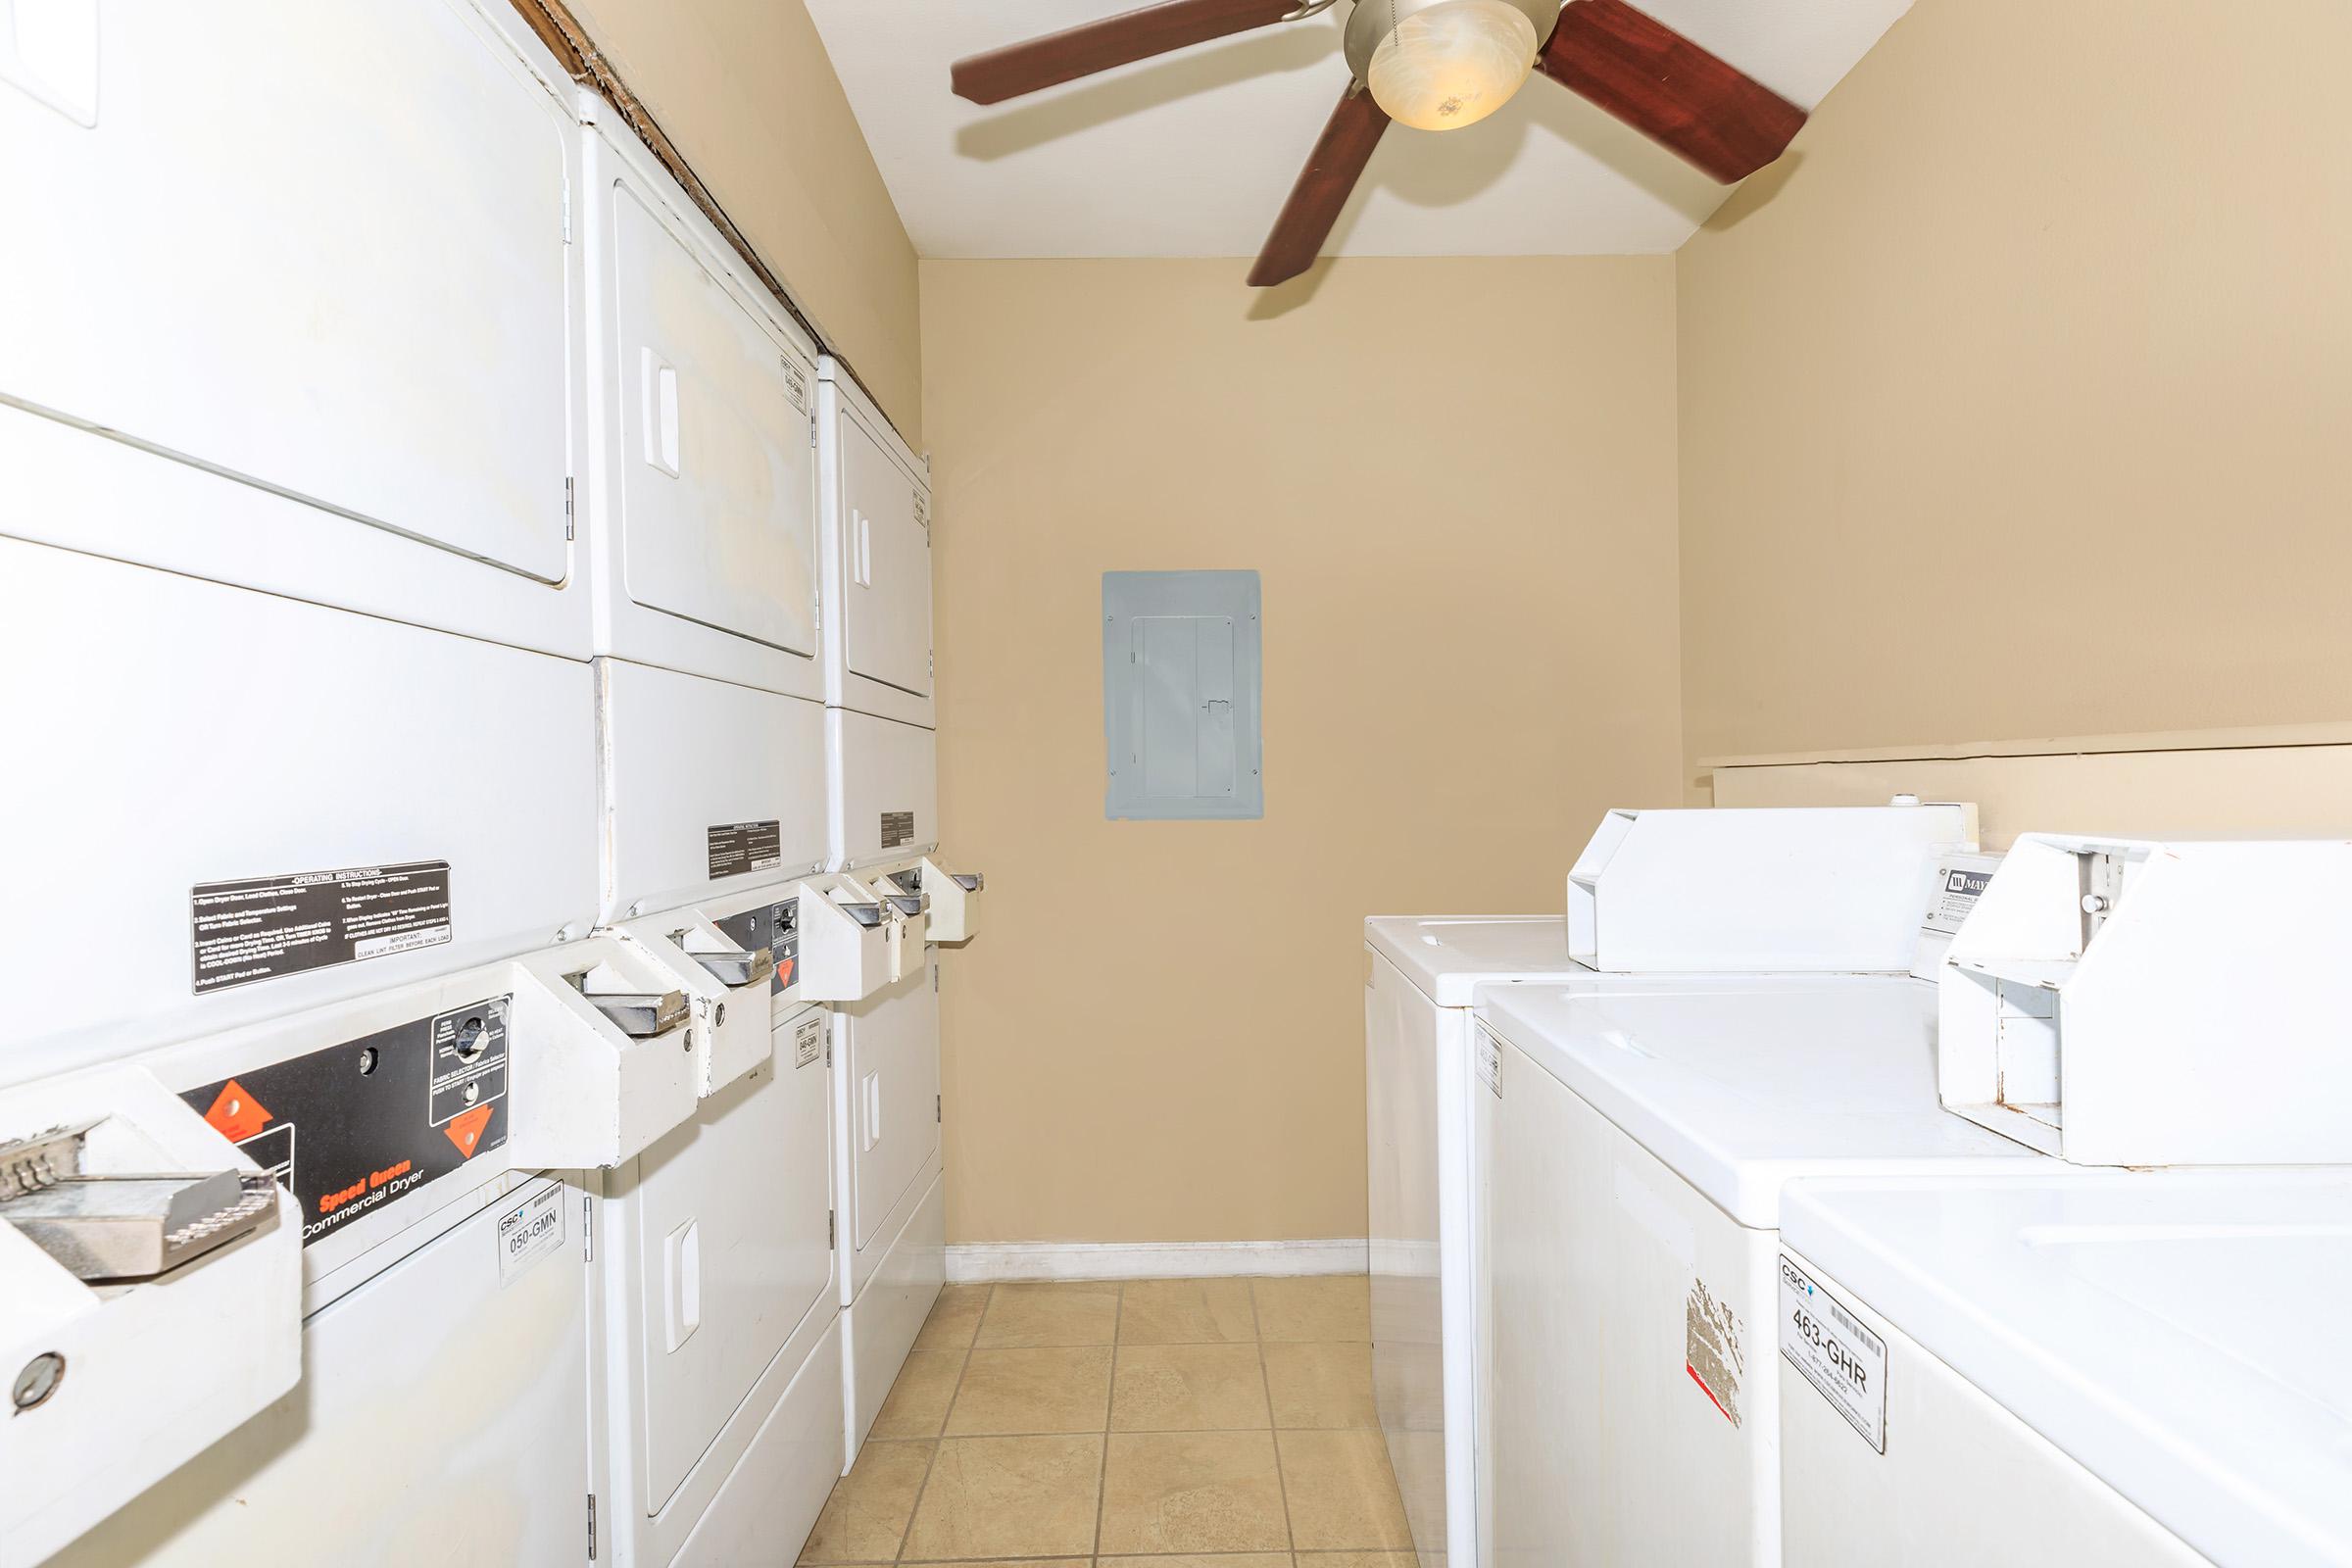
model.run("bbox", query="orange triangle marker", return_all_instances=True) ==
[775,957,795,988]
[444,1102,495,1159]
[203,1080,271,1143]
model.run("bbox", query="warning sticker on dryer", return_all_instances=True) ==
[190,860,452,994]
[708,820,783,879]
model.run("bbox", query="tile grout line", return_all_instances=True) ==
[1250,1279,1298,1559]
[1092,1279,1123,1560]
[890,1282,987,1565]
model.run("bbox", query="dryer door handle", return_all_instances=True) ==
[663,1219,702,1352]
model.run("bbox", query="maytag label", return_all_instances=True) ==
[190,860,452,994]
[1779,1254,1887,1452]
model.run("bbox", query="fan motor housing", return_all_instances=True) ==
[1341,0,1565,83]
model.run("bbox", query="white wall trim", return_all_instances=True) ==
[945,1238,1369,1284]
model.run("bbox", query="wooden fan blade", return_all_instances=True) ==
[953,0,1299,105]
[1536,0,1806,183]
[1248,81,1389,288]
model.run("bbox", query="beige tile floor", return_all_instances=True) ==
[798,1275,1415,1567]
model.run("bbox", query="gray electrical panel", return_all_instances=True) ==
[1102,570,1262,820]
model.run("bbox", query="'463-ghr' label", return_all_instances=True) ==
[1779,1253,1888,1452]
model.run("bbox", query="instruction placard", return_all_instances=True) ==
[879,809,916,850]
[190,860,451,994]
[707,820,783,880]
[1779,1254,1887,1452]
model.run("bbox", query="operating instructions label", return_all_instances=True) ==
[707,820,783,879]
[190,860,452,993]
[879,810,916,850]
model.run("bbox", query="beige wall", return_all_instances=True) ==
[1678,0,2352,771]
[564,0,923,442]
[922,258,1683,1245]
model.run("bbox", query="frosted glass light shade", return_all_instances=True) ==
[1365,0,1540,132]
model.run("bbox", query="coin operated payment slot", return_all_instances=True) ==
[495,940,701,1170]
[612,908,776,1096]
[1938,834,2352,1166]
[0,1066,303,1567]
[874,869,929,981]
[915,858,984,943]
[791,874,890,1003]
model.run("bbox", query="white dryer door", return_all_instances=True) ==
[45,1178,590,1567]
[607,173,818,659]
[634,1028,835,1510]
[839,415,933,699]
[0,0,574,586]
[849,954,942,1251]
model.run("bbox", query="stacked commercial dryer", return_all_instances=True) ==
[0,2,714,1563]
[0,0,877,1560]
[809,358,984,1456]
[571,90,845,1567]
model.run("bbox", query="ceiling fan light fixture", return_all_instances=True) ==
[1363,0,1540,132]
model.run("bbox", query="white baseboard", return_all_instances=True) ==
[945,1237,1369,1284]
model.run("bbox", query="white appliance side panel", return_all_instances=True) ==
[1,0,580,603]
[629,1028,836,1512]
[601,659,828,922]
[846,1172,947,1455]
[836,405,933,706]
[1367,950,1449,1568]
[1488,1038,1778,1568]
[674,1316,846,1568]
[827,709,939,873]
[1779,1252,2208,1568]
[590,125,820,697]
[845,954,942,1265]
[0,543,600,1082]
[46,1177,590,1568]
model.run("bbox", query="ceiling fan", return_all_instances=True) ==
[951,0,1806,286]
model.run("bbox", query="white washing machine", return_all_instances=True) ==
[30,958,627,1568]
[1474,976,2071,1568]
[1776,1171,2352,1567]
[1364,802,1981,1568]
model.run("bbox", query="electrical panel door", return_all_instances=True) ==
[599,136,819,690]
[631,1020,834,1511]
[0,0,582,649]
[838,415,934,701]
[847,954,940,1254]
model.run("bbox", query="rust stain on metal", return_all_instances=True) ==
[1686,1276,1744,1427]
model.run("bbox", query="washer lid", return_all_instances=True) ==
[1476,980,2052,1227]
[1783,1171,2352,1568]
[1364,916,1577,1005]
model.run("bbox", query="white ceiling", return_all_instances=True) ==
[804,0,1915,261]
